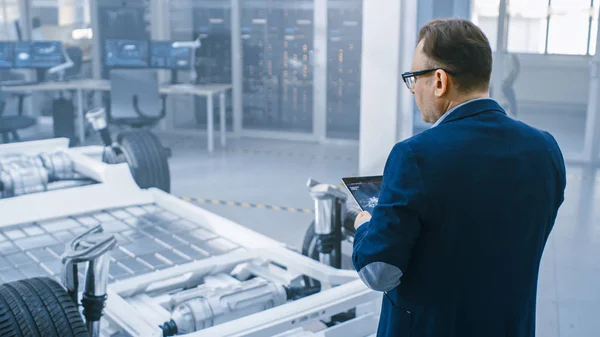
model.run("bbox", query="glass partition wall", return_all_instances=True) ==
[166,0,599,157]
[168,0,363,141]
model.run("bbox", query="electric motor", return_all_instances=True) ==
[0,152,76,198]
[0,154,44,171]
[39,151,76,180]
[0,165,49,197]
[167,277,287,335]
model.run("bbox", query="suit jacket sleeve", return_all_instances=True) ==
[352,142,427,292]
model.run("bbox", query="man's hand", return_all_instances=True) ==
[354,211,372,230]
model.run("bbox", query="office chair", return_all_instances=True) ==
[0,92,36,143]
[107,69,166,128]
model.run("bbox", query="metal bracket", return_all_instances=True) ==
[61,225,117,301]
[61,225,117,336]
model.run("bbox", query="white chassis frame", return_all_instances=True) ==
[0,139,382,337]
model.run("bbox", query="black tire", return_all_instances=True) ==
[117,129,171,192]
[301,221,321,289]
[0,277,89,337]
[301,221,343,265]
[301,221,319,260]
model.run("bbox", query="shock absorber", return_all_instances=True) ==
[307,178,347,269]
[61,225,118,337]
[85,107,124,163]
[85,108,112,147]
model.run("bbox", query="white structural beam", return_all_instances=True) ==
[397,0,418,144]
[17,0,33,116]
[583,9,600,165]
[491,0,508,102]
[58,0,77,26]
[17,0,31,40]
[313,0,328,141]
[358,0,417,176]
[150,0,173,131]
[150,0,170,41]
[231,0,243,135]
[89,0,101,80]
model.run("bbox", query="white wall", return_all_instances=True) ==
[508,53,590,155]
[413,52,590,156]
[358,0,404,176]
[512,53,589,109]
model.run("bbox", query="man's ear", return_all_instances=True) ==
[434,69,448,97]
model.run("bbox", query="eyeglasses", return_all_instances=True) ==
[401,68,456,90]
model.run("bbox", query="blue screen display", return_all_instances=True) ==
[150,41,192,69]
[14,41,63,68]
[104,39,149,68]
[0,42,14,68]
[344,176,382,214]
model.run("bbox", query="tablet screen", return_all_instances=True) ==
[342,176,382,213]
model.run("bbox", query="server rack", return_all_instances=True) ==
[279,3,313,132]
[241,3,283,130]
[192,1,234,129]
[167,0,363,140]
[241,0,313,133]
[327,0,362,140]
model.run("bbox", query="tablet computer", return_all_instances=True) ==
[341,175,383,213]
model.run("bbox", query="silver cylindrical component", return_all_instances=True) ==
[170,278,287,334]
[308,183,348,236]
[84,252,111,337]
[39,151,75,180]
[84,252,111,297]
[86,107,108,131]
[307,182,347,266]
[310,185,335,236]
[88,321,101,337]
[314,196,334,235]
[0,166,48,197]
[0,154,44,171]
[61,227,117,337]
[319,253,332,266]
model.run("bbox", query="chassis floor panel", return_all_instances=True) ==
[0,204,243,286]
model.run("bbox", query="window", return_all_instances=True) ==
[590,0,599,54]
[472,0,600,55]
[547,0,593,55]
[507,0,548,53]
[0,0,20,40]
[471,0,500,50]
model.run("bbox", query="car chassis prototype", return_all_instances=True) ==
[0,138,382,337]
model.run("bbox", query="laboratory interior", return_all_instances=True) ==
[0,0,597,336]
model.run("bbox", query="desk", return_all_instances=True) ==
[160,83,232,152]
[1,80,232,152]
[1,79,110,145]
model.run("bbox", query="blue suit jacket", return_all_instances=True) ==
[352,99,566,337]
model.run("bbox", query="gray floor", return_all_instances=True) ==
[164,134,599,337]
[13,113,600,336]
[162,131,599,337]
[165,134,358,250]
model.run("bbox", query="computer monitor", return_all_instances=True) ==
[0,42,14,68]
[104,39,149,68]
[14,41,63,68]
[150,41,192,69]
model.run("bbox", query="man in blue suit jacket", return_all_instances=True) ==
[352,18,566,337]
